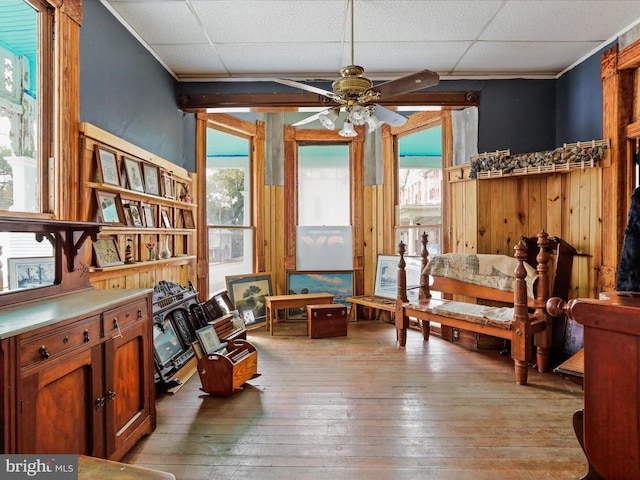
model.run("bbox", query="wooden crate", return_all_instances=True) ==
[307,304,348,339]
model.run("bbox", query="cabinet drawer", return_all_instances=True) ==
[103,299,148,337]
[20,315,101,368]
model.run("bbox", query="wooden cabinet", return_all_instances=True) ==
[548,292,640,480]
[2,290,154,461]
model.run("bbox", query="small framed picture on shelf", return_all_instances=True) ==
[95,145,120,186]
[93,237,124,268]
[95,190,125,224]
[123,157,145,193]
[161,173,174,199]
[129,203,144,227]
[161,208,172,228]
[141,204,155,228]
[142,162,160,196]
[182,209,195,229]
[122,204,134,226]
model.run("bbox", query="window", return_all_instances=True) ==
[396,126,443,256]
[205,126,253,295]
[0,0,53,214]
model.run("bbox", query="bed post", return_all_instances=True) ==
[512,240,531,385]
[534,229,551,373]
[395,241,409,346]
[419,232,431,301]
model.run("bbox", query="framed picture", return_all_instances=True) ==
[95,145,120,186]
[122,204,134,226]
[141,204,155,228]
[129,203,144,227]
[161,173,174,199]
[7,256,55,289]
[182,209,195,229]
[161,208,172,228]
[373,255,422,302]
[95,190,125,224]
[195,325,222,354]
[142,162,160,195]
[225,273,273,327]
[123,157,145,192]
[92,237,124,267]
[286,270,353,319]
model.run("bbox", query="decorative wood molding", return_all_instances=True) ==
[618,37,640,70]
[178,91,480,111]
[600,44,618,80]
[50,0,83,25]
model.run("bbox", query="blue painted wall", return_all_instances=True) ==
[80,1,190,169]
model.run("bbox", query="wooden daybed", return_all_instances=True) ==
[395,230,569,385]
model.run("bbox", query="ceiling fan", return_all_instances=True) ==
[274,0,439,137]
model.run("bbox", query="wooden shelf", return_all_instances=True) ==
[85,181,197,209]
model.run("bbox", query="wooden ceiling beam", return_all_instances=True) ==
[177,91,479,111]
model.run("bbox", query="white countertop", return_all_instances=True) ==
[0,288,153,339]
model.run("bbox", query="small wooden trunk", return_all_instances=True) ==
[307,304,348,339]
[442,326,505,351]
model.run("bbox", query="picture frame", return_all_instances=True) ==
[95,145,120,186]
[123,157,145,192]
[373,255,422,302]
[195,324,222,354]
[92,237,124,268]
[142,162,160,196]
[122,204,133,226]
[225,273,273,327]
[161,173,175,199]
[141,204,155,228]
[286,270,353,319]
[7,256,56,289]
[95,190,125,224]
[129,203,144,227]
[161,207,172,228]
[182,209,195,230]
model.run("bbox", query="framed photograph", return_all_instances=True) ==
[123,157,145,192]
[7,256,55,289]
[212,289,235,315]
[141,204,155,228]
[142,162,160,195]
[182,209,195,230]
[374,255,422,302]
[95,190,125,224]
[129,203,144,227]
[161,173,175,199]
[195,324,222,354]
[122,204,134,226]
[161,208,172,228]
[286,270,353,319]
[225,273,273,327]
[95,145,120,186]
[92,237,124,267]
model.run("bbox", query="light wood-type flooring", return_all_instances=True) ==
[123,320,587,479]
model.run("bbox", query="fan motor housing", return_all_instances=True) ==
[332,65,373,96]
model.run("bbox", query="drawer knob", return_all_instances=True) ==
[63,336,69,344]
[137,308,142,319]
[39,346,50,359]
[107,390,117,402]
[84,330,90,343]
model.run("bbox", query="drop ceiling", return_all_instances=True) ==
[101,0,640,83]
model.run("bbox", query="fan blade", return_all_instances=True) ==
[372,105,408,127]
[371,69,440,99]
[274,78,345,104]
[291,108,332,127]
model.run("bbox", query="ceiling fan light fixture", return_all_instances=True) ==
[348,105,369,125]
[366,114,383,133]
[318,109,339,130]
[339,121,357,137]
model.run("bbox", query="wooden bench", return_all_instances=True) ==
[395,230,565,385]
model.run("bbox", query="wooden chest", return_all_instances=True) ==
[441,326,505,351]
[307,304,349,339]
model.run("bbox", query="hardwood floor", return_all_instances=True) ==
[123,321,587,479]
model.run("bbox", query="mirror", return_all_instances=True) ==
[0,231,57,294]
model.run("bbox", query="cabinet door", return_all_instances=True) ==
[19,346,104,456]
[104,318,153,460]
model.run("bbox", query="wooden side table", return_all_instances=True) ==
[264,293,334,335]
